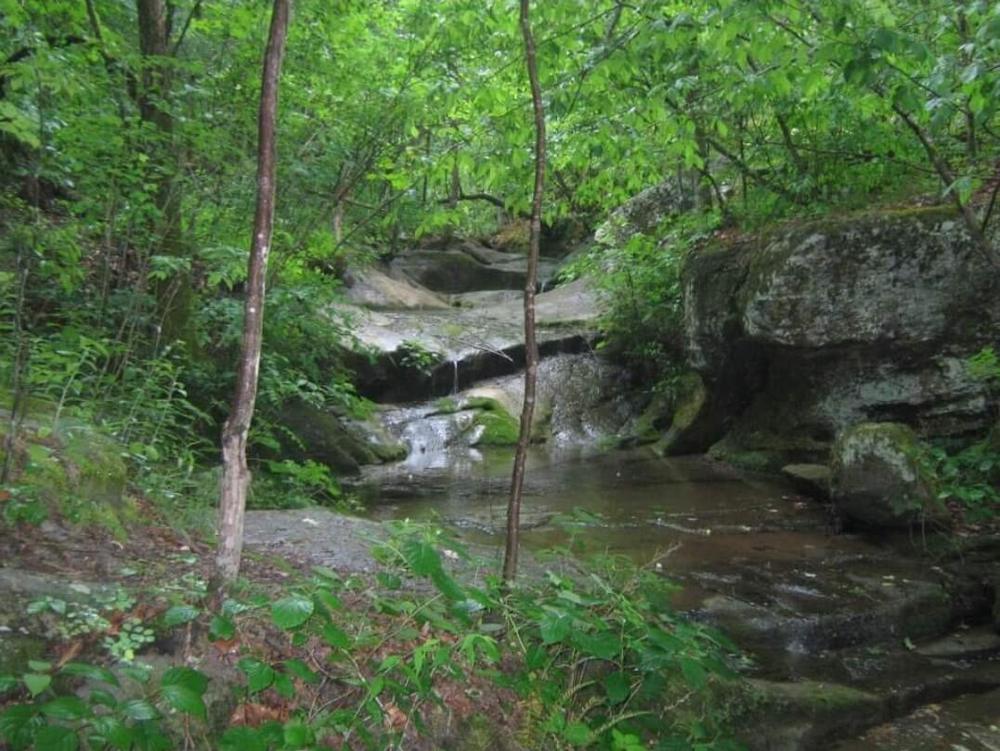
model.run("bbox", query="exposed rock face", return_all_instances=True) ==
[341,264,448,309]
[388,238,559,294]
[340,277,603,402]
[274,400,406,476]
[679,207,999,464]
[594,179,694,248]
[830,422,942,528]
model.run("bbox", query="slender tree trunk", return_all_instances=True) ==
[503,0,546,585]
[216,0,291,585]
[136,0,191,345]
[892,104,1000,270]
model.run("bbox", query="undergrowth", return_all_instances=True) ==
[0,519,746,750]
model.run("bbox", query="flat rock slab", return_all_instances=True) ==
[833,686,1000,751]
[244,509,385,573]
[341,265,449,310]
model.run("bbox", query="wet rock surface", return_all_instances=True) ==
[339,277,601,402]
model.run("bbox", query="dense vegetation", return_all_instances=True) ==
[1,0,999,748]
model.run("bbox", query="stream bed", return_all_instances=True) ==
[246,444,1000,749]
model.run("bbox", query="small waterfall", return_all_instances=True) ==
[452,359,460,395]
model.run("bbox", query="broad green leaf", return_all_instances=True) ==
[680,657,707,690]
[322,623,351,650]
[539,611,572,644]
[238,658,275,693]
[121,698,159,721]
[209,615,236,641]
[61,662,119,686]
[271,595,314,629]
[563,721,593,746]
[24,673,52,697]
[604,670,630,705]
[163,605,200,627]
[161,684,207,720]
[283,659,319,684]
[33,724,79,751]
[161,667,208,695]
[41,696,91,720]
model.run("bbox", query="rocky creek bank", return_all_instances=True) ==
[242,204,1000,750]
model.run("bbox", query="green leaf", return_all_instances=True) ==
[219,726,270,751]
[88,688,119,708]
[0,674,18,693]
[322,623,351,650]
[273,673,295,699]
[42,696,91,720]
[572,630,619,660]
[24,673,52,697]
[271,595,314,630]
[604,671,630,705]
[28,660,52,672]
[313,589,343,613]
[89,715,134,750]
[282,720,312,748]
[539,611,572,644]
[563,721,593,746]
[121,698,159,721]
[161,667,208,695]
[33,725,79,751]
[680,657,707,690]
[161,684,207,720]
[61,662,120,686]
[402,536,442,577]
[209,615,236,641]
[163,605,200,627]
[283,659,319,684]
[238,658,275,693]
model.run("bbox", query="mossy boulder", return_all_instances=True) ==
[831,422,945,528]
[1,395,128,530]
[275,401,406,476]
[594,179,693,249]
[736,678,882,751]
[466,398,520,447]
[683,207,1000,460]
[782,463,832,500]
[655,372,725,456]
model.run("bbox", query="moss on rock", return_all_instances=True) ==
[471,409,520,447]
[275,400,407,475]
[831,422,945,528]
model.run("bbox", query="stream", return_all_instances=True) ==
[245,247,1000,749]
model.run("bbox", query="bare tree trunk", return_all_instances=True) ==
[892,104,1000,270]
[503,0,546,585]
[135,0,191,344]
[216,0,291,585]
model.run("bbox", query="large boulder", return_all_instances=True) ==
[341,264,448,309]
[682,207,1000,464]
[274,400,406,476]
[831,422,943,528]
[594,180,694,248]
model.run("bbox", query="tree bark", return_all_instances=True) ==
[136,0,190,344]
[216,0,291,585]
[503,0,546,585]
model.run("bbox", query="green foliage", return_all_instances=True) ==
[566,211,719,388]
[924,348,1000,521]
[394,339,444,374]
[0,658,205,750]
